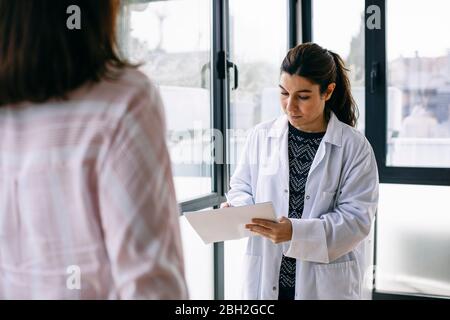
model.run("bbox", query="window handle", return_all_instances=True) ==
[201,62,210,89]
[227,60,239,90]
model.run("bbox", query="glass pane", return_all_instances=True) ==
[386,0,450,168]
[376,184,450,297]
[119,0,213,201]
[224,238,247,299]
[180,213,214,299]
[225,0,287,299]
[313,0,365,133]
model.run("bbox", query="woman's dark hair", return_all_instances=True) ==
[281,42,358,127]
[0,0,135,105]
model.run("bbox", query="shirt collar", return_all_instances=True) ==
[267,111,343,147]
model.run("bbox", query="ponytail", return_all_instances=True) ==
[326,50,358,127]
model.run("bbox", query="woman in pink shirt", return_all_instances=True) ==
[0,0,187,299]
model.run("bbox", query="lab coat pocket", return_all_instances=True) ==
[241,255,262,300]
[314,260,360,300]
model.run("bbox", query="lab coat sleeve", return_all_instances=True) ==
[227,128,256,207]
[285,141,379,263]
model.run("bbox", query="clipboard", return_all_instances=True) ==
[183,202,277,244]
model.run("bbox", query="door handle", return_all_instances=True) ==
[201,62,210,89]
[227,60,239,91]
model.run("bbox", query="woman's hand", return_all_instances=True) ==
[220,202,230,208]
[245,217,292,244]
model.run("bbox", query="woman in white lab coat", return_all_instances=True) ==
[223,43,379,300]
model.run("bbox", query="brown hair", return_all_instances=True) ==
[281,42,358,127]
[0,0,135,106]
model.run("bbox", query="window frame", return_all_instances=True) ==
[178,0,229,300]
[178,0,297,300]
[365,0,450,187]
[365,0,449,300]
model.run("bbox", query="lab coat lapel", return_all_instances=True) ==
[268,115,289,191]
[308,139,327,178]
[308,112,343,177]
[279,129,289,191]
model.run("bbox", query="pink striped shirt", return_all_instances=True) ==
[0,68,188,299]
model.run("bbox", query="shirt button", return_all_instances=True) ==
[272,286,277,291]
[284,189,289,193]
[306,195,310,200]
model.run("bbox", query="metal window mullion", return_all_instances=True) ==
[365,0,387,297]
[300,0,312,43]
[288,0,298,48]
[211,0,228,301]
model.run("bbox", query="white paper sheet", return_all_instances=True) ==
[183,202,277,244]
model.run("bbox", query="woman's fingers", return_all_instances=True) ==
[247,225,273,239]
[245,223,270,230]
[247,216,292,243]
[220,202,230,208]
[251,218,276,229]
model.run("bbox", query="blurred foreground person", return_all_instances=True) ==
[0,0,187,299]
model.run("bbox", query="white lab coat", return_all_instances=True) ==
[228,111,379,300]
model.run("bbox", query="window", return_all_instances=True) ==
[311,0,450,299]
[119,0,217,300]
[376,184,450,297]
[227,0,288,171]
[119,0,213,202]
[386,0,450,168]
[363,0,450,299]
[180,212,214,299]
[120,0,450,301]
[224,0,288,299]
[313,0,366,133]
[369,0,450,299]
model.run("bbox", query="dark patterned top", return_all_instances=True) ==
[278,123,325,300]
